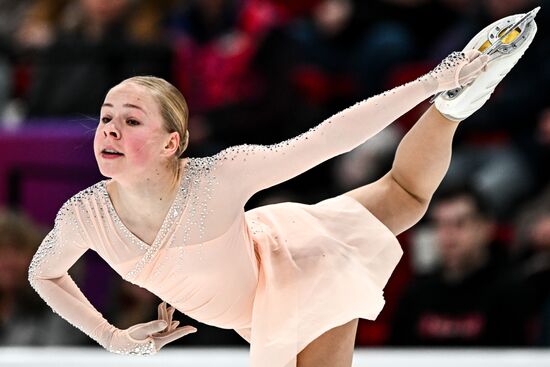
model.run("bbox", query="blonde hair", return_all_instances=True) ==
[121,76,190,179]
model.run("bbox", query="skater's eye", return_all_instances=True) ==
[126,119,140,126]
[101,116,112,124]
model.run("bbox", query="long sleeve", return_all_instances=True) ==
[216,74,438,203]
[28,200,116,349]
[214,50,486,205]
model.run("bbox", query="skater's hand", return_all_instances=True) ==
[151,301,195,341]
[107,301,197,355]
[427,49,489,92]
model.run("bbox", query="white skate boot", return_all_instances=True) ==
[434,7,540,121]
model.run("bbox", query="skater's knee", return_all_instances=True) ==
[343,173,430,235]
[389,170,431,207]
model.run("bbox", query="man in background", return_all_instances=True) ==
[389,185,530,346]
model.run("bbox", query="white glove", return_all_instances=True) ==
[427,49,489,93]
[107,301,197,355]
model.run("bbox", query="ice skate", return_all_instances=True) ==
[434,7,540,121]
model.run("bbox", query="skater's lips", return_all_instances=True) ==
[101,146,124,155]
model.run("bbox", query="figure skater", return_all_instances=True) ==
[28,9,539,367]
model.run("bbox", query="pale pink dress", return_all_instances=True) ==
[29,75,439,366]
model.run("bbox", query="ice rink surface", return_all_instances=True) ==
[1,347,550,367]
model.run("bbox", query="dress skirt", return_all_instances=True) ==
[238,194,403,367]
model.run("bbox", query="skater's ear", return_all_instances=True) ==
[163,131,180,158]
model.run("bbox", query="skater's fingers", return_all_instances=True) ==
[170,320,180,331]
[154,326,197,349]
[459,54,489,85]
[158,302,167,321]
[464,54,489,74]
[478,54,489,66]
[129,320,168,340]
[168,307,175,321]
[464,49,482,61]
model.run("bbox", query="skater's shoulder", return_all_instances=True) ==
[59,181,107,214]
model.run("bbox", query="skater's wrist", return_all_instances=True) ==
[419,74,440,95]
[90,319,118,349]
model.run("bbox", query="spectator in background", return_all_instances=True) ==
[167,0,283,155]
[0,0,35,123]
[389,185,530,346]
[361,0,458,61]
[21,0,173,118]
[0,208,87,345]
[288,0,368,108]
[7,0,73,124]
[513,185,550,345]
[0,0,34,40]
[169,0,269,113]
[286,0,415,109]
[14,0,69,50]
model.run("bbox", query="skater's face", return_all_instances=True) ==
[432,196,494,270]
[94,82,179,180]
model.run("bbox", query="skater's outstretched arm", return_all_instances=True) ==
[215,50,487,204]
[28,200,195,355]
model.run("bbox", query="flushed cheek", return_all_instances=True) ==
[125,137,158,165]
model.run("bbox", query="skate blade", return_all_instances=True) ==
[479,6,540,57]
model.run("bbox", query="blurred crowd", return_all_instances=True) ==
[1,0,549,348]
